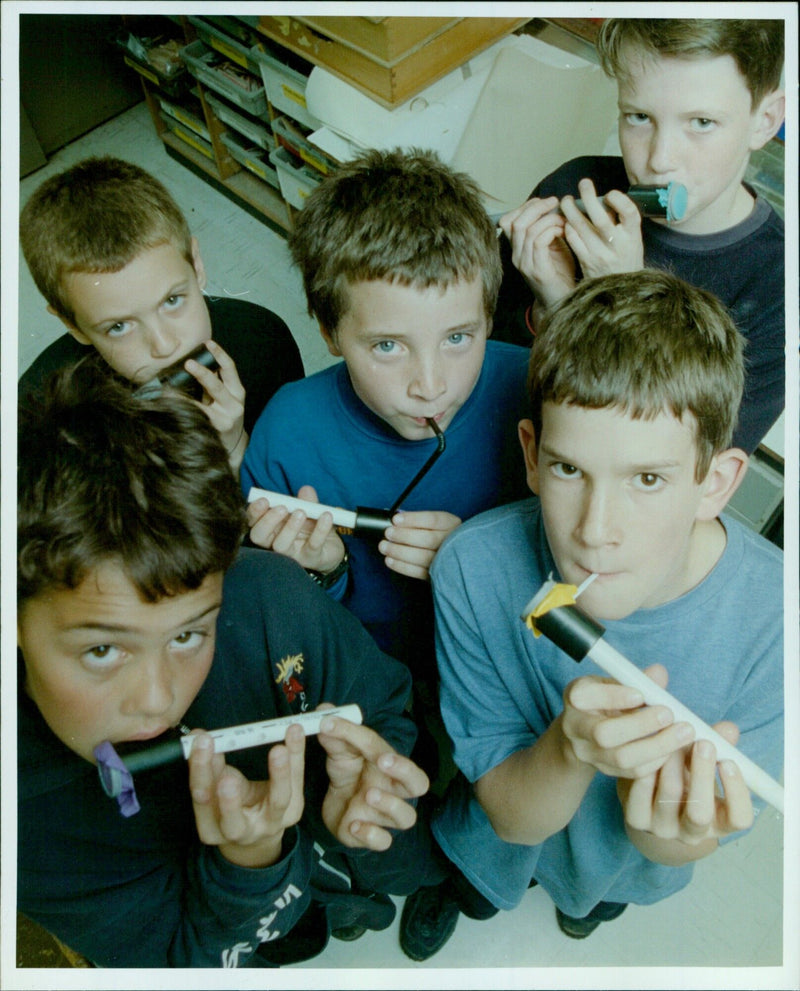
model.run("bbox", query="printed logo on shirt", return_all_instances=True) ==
[275,652,308,710]
[219,883,305,966]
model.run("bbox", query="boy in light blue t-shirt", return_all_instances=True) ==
[399,270,783,961]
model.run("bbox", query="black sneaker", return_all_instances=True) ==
[331,924,367,941]
[556,902,627,939]
[399,883,460,961]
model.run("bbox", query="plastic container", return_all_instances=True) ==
[188,16,262,75]
[269,146,323,209]
[271,115,338,176]
[115,33,191,99]
[251,45,320,130]
[158,98,210,142]
[180,40,268,116]
[205,92,273,151]
[160,114,215,161]
[222,131,280,188]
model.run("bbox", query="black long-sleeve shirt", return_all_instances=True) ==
[493,156,786,455]
[18,295,304,435]
[18,550,438,967]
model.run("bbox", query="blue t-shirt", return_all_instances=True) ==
[431,499,784,914]
[241,341,531,675]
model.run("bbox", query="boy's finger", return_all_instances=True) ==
[567,676,644,712]
[681,740,717,836]
[390,510,460,533]
[613,722,695,777]
[363,785,418,830]
[622,771,658,831]
[718,760,754,833]
[263,745,294,817]
[377,751,429,799]
[204,338,235,369]
[345,818,393,852]
[319,715,388,765]
[188,732,219,805]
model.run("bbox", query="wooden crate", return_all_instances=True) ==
[256,15,529,107]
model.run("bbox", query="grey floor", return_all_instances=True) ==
[15,101,792,988]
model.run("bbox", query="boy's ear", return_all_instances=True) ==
[190,237,207,290]
[749,89,785,151]
[47,304,92,346]
[318,321,342,357]
[695,447,749,521]
[518,418,541,495]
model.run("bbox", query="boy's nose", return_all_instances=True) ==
[408,357,446,402]
[647,127,678,175]
[121,656,175,719]
[575,488,621,548]
[147,322,181,360]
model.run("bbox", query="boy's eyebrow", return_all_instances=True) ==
[61,601,223,634]
[539,442,682,472]
[618,98,729,119]
[364,319,484,339]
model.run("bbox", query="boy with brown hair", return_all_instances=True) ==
[17,361,442,968]
[19,156,304,468]
[400,270,783,960]
[495,18,786,454]
[241,148,531,694]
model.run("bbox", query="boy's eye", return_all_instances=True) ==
[373,340,397,354]
[633,472,665,491]
[163,294,185,311]
[623,112,650,126]
[172,630,207,651]
[82,644,124,669]
[551,462,581,479]
[106,321,131,338]
[446,332,469,346]
[690,117,716,133]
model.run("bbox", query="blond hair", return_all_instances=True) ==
[20,157,193,324]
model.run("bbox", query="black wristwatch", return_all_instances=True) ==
[305,549,349,590]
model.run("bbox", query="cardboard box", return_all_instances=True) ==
[256,15,528,106]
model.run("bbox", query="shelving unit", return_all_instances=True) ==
[117,13,529,233]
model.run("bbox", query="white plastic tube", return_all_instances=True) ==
[582,638,784,814]
[248,487,357,530]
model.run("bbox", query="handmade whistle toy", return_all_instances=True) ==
[571,182,688,223]
[94,703,363,817]
[248,417,446,538]
[520,578,784,814]
[134,343,220,401]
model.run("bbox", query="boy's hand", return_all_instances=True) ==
[247,485,347,576]
[499,196,577,307]
[617,722,754,863]
[186,339,247,466]
[561,665,695,779]
[188,723,306,868]
[378,510,461,581]
[560,178,644,279]
[318,708,429,851]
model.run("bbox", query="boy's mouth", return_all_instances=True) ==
[412,412,444,427]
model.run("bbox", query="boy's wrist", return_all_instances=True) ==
[306,548,349,589]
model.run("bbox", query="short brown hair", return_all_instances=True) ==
[20,156,193,325]
[597,18,784,107]
[528,271,745,480]
[17,360,246,605]
[289,148,501,335]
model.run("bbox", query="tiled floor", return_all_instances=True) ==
[14,100,793,986]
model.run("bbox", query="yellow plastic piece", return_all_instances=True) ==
[523,582,578,637]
